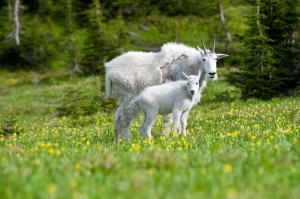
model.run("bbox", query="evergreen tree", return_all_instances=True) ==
[81,0,127,75]
[229,0,300,99]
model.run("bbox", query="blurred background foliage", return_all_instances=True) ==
[0,0,299,99]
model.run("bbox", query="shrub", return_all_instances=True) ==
[0,115,23,136]
[56,82,101,118]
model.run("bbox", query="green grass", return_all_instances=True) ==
[0,69,300,199]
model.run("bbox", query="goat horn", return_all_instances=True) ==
[182,72,189,79]
[201,38,207,54]
[212,37,215,53]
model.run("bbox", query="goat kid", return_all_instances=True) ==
[132,71,201,139]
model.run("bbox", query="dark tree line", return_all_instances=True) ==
[0,0,299,99]
[0,0,227,74]
[229,0,300,99]
[0,0,129,74]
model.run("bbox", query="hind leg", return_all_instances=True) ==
[114,102,132,141]
[122,115,131,139]
[114,105,123,141]
[161,113,173,135]
[143,111,157,139]
[139,111,147,137]
[122,98,139,139]
[122,108,131,139]
[114,99,133,141]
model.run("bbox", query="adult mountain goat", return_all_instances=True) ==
[105,39,228,141]
[132,72,201,139]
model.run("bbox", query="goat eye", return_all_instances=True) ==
[187,83,189,86]
[196,82,199,85]
[203,59,206,61]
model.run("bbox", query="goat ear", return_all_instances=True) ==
[216,53,229,59]
[182,72,188,79]
[198,47,205,57]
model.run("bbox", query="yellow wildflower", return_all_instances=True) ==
[294,138,298,143]
[46,142,51,148]
[160,136,166,141]
[47,183,57,194]
[227,131,240,137]
[253,124,260,129]
[177,147,183,151]
[223,163,233,173]
[74,162,81,170]
[143,139,154,145]
[48,148,56,155]
[147,169,155,176]
[256,141,262,146]
[131,143,142,151]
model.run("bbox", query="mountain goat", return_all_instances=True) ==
[132,72,201,139]
[105,38,228,141]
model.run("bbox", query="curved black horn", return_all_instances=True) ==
[201,38,207,54]
[212,37,215,53]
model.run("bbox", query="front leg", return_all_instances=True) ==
[180,111,189,136]
[172,109,182,135]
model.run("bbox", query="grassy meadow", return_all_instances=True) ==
[0,69,300,199]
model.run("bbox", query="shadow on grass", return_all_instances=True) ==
[201,90,240,105]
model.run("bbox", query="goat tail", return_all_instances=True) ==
[105,74,112,99]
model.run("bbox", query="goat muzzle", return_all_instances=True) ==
[209,72,216,78]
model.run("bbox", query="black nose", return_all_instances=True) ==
[209,72,216,76]
[191,90,195,94]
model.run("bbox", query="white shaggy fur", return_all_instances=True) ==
[132,72,201,139]
[105,40,228,141]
